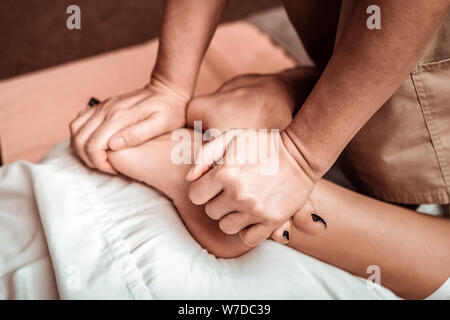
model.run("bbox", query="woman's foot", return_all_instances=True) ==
[108,131,251,258]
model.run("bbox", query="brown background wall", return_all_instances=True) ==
[0,0,279,80]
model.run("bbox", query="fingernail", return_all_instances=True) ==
[88,97,101,107]
[110,137,126,150]
[311,213,327,228]
[282,230,289,241]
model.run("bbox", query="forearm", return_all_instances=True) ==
[286,0,450,177]
[281,0,342,70]
[152,0,229,98]
[290,180,450,299]
[276,67,321,114]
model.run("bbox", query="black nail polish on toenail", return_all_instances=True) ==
[311,213,327,228]
[88,97,101,107]
[283,230,289,240]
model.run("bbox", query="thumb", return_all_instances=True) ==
[109,114,166,150]
[185,129,237,181]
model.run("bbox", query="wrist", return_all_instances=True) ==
[280,128,322,182]
[150,69,193,103]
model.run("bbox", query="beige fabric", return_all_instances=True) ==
[338,1,450,204]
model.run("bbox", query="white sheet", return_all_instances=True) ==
[0,140,402,299]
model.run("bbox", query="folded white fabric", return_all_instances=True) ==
[0,161,58,299]
[1,140,404,299]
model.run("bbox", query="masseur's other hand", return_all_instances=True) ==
[186,128,318,247]
[186,73,295,131]
[70,76,189,174]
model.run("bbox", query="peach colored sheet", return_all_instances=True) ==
[0,21,295,164]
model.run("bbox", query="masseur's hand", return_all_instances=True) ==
[186,73,296,132]
[70,76,189,174]
[186,128,318,247]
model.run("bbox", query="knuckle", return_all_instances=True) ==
[188,186,202,205]
[266,211,282,225]
[219,167,238,182]
[242,235,258,247]
[69,120,77,133]
[265,215,278,225]
[109,109,125,121]
[123,129,141,143]
[73,136,84,149]
[85,141,99,156]
[232,185,247,202]
[233,87,249,97]
[219,219,235,235]
[204,203,218,219]
[251,202,265,217]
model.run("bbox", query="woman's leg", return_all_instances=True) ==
[290,180,450,299]
[108,130,251,259]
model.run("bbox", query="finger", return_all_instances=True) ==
[219,211,253,235]
[70,107,96,138]
[73,93,150,169]
[85,132,118,175]
[239,224,273,247]
[82,93,153,171]
[292,198,326,235]
[72,112,105,168]
[85,109,146,173]
[87,109,137,157]
[103,90,149,109]
[188,166,223,205]
[270,219,293,245]
[109,111,167,150]
[204,189,237,220]
[86,93,151,152]
[70,99,100,149]
[185,129,237,181]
